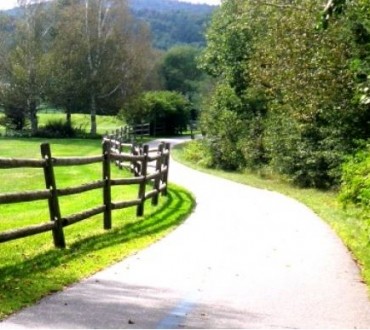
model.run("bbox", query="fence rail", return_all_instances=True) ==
[105,123,151,144]
[0,158,46,168]
[0,138,170,248]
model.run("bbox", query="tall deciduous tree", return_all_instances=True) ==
[160,45,203,97]
[48,0,153,135]
[199,0,252,97]
[45,0,89,126]
[199,0,267,170]
[2,0,51,134]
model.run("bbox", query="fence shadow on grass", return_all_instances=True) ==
[0,139,171,248]
[71,186,194,254]
[0,186,195,317]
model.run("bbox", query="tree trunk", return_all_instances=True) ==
[90,94,97,135]
[66,108,72,127]
[29,99,38,134]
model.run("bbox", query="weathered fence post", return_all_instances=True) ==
[41,143,66,249]
[152,143,164,206]
[122,126,127,141]
[162,143,171,196]
[131,144,141,177]
[137,145,149,217]
[120,127,124,142]
[118,141,123,170]
[102,140,112,229]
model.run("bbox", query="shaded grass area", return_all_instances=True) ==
[0,138,195,319]
[0,112,123,136]
[172,141,370,289]
[38,112,123,135]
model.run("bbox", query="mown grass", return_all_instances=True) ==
[172,141,370,290]
[0,138,195,319]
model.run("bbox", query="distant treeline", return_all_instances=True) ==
[1,0,217,50]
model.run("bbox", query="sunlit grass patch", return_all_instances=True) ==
[0,138,195,319]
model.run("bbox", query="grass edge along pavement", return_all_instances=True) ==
[0,139,195,320]
[172,141,370,293]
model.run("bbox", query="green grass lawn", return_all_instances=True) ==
[172,141,370,291]
[0,138,195,319]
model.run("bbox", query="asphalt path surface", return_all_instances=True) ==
[2,138,370,328]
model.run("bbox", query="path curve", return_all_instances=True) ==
[2,138,370,329]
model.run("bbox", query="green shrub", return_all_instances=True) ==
[123,91,190,136]
[2,105,28,131]
[239,115,267,170]
[182,139,214,168]
[200,83,246,170]
[339,145,370,221]
[263,111,345,189]
[34,120,85,138]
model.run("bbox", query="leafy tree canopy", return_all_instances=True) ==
[160,45,204,97]
[199,0,370,188]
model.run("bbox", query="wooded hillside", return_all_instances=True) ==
[0,0,217,50]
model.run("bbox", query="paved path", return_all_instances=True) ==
[2,138,370,329]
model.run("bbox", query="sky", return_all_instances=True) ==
[0,0,221,10]
[0,0,18,10]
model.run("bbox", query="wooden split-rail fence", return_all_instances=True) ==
[106,123,151,144]
[0,138,170,249]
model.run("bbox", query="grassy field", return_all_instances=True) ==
[0,138,195,319]
[0,111,123,136]
[172,141,370,291]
